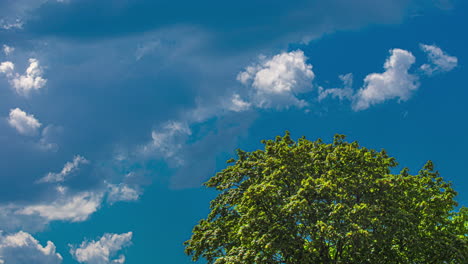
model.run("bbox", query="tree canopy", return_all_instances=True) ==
[185,133,467,263]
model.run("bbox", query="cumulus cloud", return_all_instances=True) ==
[0,231,62,264]
[12,58,47,96]
[2,45,14,56]
[18,191,103,222]
[420,44,458,75]
[8,108,42,136]
[0,61,14,75]
[353,49,419,111]
[318,73,354,102]
[38,155,89,183]
[70,232,133,264]
[237,50,315,109]
[0,58,47,96]
[106,183,140,204]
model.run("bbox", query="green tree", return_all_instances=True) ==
[185,133,467,263]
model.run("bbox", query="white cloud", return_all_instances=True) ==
[227,94,251,112]
[106,183,140,204]
[420,44,458,75]
[7,109,59,150]
[0,58,47,96]
[0,231,62,264]
[18,191,103,222]
[38,155,89,183]
[237,50,315,109]
[318,73,354,101]
[2,45,14,55]
[142,121,191,164]
[70,232,133,264]
[12,58,47,96]
[353,49,419,111]
[8,108,42,136]
[0,61,14,76]
[0,182,139,232]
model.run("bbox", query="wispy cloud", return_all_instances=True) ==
[18,191,104,222]
[38,155,89,183]
[2,45,14,56]
[142,121,192,165]
[37,125,62,151]
[318,73,354,102]
[106,183,140,204]
[420,44,458,75]
[0,19,23,30]
[135,40,161,60]
[0,181,142,232]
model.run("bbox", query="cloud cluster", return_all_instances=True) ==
[0,231,63,264]
[0,231,134,264]
[70,232,133,264]
[237,50,315,109]
[139,43,458,189]
[318,45,457,111]
[0,150,142,232]
[0,58,47,96]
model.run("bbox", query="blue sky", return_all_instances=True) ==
[0,0,466,263]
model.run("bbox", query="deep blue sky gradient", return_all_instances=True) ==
[0,0,467,263]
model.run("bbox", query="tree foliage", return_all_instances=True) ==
[185,133,467,263]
